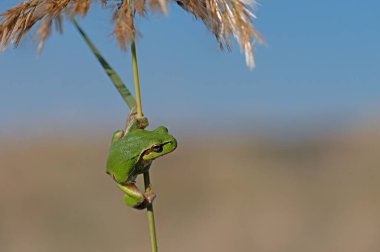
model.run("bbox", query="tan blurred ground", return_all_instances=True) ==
[1,128,380,252]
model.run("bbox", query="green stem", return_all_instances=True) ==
[123,1,158,250]
[128,13,159,252]
[71,18,136,109]
[126,0,143,118]
[144,172,158,252]
[72,15,158,252]
[131,40,143,118]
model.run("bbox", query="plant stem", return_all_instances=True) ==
[144,172,158,252]
[72,14,158,252]
[129,18,159,252]
[125,2,158,251]
[71,18,136,109]
[131,40,143,118]
[120,0,159,248]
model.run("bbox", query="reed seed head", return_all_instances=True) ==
[0,0,263,68]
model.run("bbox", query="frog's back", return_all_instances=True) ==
[106,135,141,183]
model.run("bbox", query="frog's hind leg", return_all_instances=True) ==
[116,183,155,210]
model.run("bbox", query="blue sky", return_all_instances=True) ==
[0,0,379,138]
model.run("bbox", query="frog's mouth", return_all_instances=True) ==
[142,140,177,160]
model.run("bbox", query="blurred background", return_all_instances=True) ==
[1,0,380,251]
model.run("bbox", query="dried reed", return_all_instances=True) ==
[1,0,262,68]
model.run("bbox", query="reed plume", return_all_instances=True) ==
[0,0,262,68]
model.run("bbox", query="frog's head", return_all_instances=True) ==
[141,126,177,161]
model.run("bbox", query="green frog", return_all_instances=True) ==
[106,117,177,209]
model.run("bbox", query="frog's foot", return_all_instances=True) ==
[116,183,155,210]
[116,183,145,209]
[124,194,147,210]
[132,191,156,210]
[125,112,149,132]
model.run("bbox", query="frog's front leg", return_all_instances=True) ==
[116,183,156,210]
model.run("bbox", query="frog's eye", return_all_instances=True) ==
[151,145,163,153]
